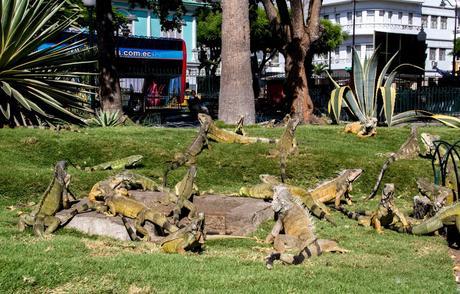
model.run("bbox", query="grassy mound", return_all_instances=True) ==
[0,125,457,292]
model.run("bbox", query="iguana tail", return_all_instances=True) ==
[163,154,188,186]
[122,216,140,241]
[280,154,287,183]
[309,203,336,226]
[265,239,348,269]
[246,137,278,144]
[336,205,366,221]
[367,153,397,200]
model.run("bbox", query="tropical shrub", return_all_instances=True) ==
[0,0,95,127]
[87,110,121,127]
[328,48,422,126]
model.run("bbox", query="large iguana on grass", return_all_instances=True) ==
[161,212,205,254]
[81,155,143,171]
[104,194,179,241]
[163,118,211,186]
[411,202,460,237]
[367,126,420,199]
[344,118,377,138]
[264,186,348,269]
[308,169,363,208]
[18,161,74,236]
[198,113,277,144]
[239,182,335,224]
[339,183,411,234]
[268,114,300,183]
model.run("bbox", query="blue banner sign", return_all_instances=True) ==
[118,48,183,60]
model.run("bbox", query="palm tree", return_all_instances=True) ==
[218,0,255,124]
[0,0,95,127]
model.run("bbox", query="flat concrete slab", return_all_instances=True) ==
[57,192,273,241]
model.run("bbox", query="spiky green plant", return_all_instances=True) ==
[391,110,460,128]
[87,110,121,127]
[0,0,96,127]
[328,48,422,126]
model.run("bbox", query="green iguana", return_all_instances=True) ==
[413,178,451,219]
[18,161,74,236]
[164,165,199,223]
[308,169,363,208]
[198,113,278,144]
[367,126,420,199]
[411,202,460,247]
[87,172,161,202]
[344,118,377,138]
[265,186,348,269]
[104,194,179,241]
[163,118,211,186]
[239,182,335,224]
[161,212,205,254]
[82,155,143,171]
[268,114,300,183]
[339,183,412,234]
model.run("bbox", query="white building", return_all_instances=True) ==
[315,0,459,79]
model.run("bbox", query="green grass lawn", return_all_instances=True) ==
[0,125,458,293]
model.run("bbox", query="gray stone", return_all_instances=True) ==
[57,192,273,240]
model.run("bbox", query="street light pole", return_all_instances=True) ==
[82,0,96,109]
[441,0,458,76]
[453,1,458,76]
[351,0,356,74]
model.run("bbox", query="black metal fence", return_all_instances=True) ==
[395,87,460,115]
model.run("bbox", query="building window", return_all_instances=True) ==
[323,15,329,20]
[409,13,413,25]
[439,48,446,61]
[161,28,182,39]
[431,16,438,29]
[398,12,403,19]
[429,48,436,60]
[388,11,393,20]
[356,46,362,58]
[366,44,373,58]
[422,15,428,27]
[379,10,384,17]
[335,13,340,24]
[335,47,340,56]
[347,46,352,59]
[347,12,353,24]
[356,11,362,23]
[441,16,447,29]
[367,10,375,21]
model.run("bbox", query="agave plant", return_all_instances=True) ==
[391,110,460,128]
[87,110,121,127]
[328,47,423,127]
[0,0,95,127]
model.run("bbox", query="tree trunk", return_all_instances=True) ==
[95,0,122,113]
[218,0,255,124]
[284,41,315,123]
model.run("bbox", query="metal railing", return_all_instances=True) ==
[395,87,460,115]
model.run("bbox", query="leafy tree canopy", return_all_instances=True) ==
[311,19,348,56]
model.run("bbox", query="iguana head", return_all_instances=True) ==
[381,183,395,207]
[125,155,143,168]
[55,160,68,184]
[345,169,363,183]
[272,185,293,213]
[420,133,440,157]
[197,113,213,131]
[363,118,377,134]
[286,114,300,133]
